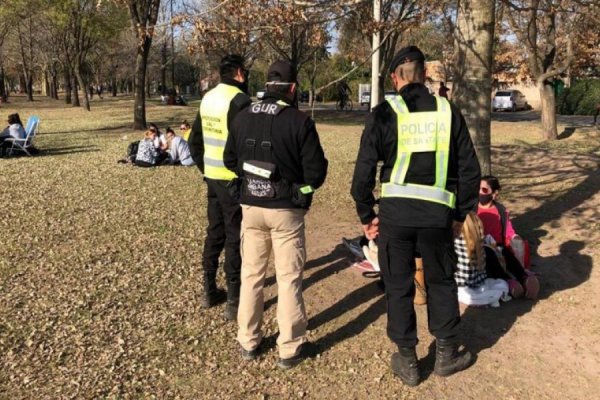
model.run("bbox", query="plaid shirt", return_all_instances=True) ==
[454,235,487,288]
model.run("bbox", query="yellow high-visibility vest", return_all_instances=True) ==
[199,83,241,180]
[381,95,456,208]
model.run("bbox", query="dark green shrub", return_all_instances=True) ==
[558,79,600,115]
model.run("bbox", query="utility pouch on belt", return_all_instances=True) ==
[242,160,280,199]
[291,184,314,208]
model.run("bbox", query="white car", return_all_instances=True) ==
[360,91,397,106]
[493,90,528,112]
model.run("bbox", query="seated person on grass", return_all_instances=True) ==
[179,120,191,141]
[149,123,169,165]
[477,175,539,300]
[135,130,159,167]
[454,212,509,307]
[166,127,195,166]
[1,113,27,156]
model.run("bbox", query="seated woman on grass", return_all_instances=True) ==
[0,113,26,156]
[166,127,195,166]
[135,130,159,167]
[477,175,539,299]
[179,120,191,141]
[454,212,509,307]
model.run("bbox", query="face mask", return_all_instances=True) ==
[479,193,493,205]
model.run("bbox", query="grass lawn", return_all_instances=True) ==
[1,94,599,399]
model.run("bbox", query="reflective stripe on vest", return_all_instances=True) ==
[199,83,242,180]
[381,95,456,208]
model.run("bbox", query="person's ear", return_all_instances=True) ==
[390,73,399,90]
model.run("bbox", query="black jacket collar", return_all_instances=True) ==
[263,91,293,105]
[398,82,429,97]
[221,77,246,92]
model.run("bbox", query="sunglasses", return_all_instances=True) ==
[480,187,492,194]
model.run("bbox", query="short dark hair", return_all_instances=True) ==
[219,54,247,79]
[481,175,501,192]
[8,113,22,126]
[393,60,425,84]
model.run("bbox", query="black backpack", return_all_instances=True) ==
[127,140,140,159]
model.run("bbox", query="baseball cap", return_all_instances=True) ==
[389,46,426,73]
[267,60,297,83]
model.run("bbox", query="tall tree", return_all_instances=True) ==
[501,0,590,140]
[0,24,8,102]
[452,0,495,174]
[117,0,161,129]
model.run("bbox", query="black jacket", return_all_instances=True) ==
[351,83,481,228]
[188,78,251,175]
[224,92,328,209]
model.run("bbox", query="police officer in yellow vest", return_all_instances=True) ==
[351,46,481,386]
[188,54,252,320]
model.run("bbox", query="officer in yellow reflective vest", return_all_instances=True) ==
[351,46,481,386]
[188,55,251,320]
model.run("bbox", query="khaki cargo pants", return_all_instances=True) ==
[237,205,307,359]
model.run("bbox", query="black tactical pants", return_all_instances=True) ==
[378,223,460,348]
[202,178,242,288]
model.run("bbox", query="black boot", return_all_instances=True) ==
[201,273,226,309]
[391,347,420,387]
[223,280,240,321]
[433,338,474,377]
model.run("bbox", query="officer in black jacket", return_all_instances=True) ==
[224,60,328,369]
[188,55,252,320]
[351,46,481,386]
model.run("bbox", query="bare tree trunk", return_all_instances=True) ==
[43,68,50,97]
[0,66,7,103]
[539,80,558,140]
[64,67,72,104]
[50,67,59,100]
[25,75,33,101]
[72,75,81,107]
[133,43,151,129]
[160,40,167,94]
[75,65,91,111]
[452,0,495,175]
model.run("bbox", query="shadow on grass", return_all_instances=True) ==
[263,243,351,312]
[38,145,101,156]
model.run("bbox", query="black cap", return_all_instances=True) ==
[389,46,425,73]
[267,60,297,83]
[219,54,248,76]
